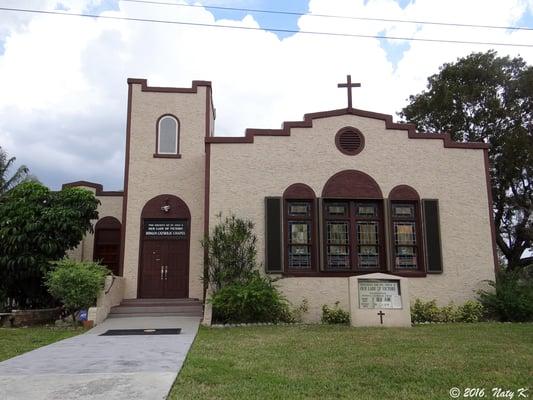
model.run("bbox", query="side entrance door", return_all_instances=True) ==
[93,217,121,276]
[139,219,189,298]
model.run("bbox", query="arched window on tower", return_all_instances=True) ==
[156,115,179,156]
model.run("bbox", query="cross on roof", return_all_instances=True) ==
[337,75,361,109]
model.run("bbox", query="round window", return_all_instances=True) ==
[335,127,365,155]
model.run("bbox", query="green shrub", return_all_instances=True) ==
[211,273,291,324]
[457,300,484,323]
[411,299,486,323]
[411,299,441,323]
[45,259,108,322]
[203,214,257,292]
[321,301,350,324]
[478,268,533,322]
[286,298,309,323]
[439,303,459,323]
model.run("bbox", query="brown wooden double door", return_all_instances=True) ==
[140,239,188,298]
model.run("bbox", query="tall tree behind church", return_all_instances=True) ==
[0,146,30,198]
[400,51,533,270]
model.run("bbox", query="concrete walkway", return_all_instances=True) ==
[0,316,201,400]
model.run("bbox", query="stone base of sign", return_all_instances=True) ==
[348,273,412,328]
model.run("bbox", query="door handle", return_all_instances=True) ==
[164,265,168,280]
[160,265,164,280]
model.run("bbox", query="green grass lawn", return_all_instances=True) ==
[170,323,533,400]
[0,326,84,362]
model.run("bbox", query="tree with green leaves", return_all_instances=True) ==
[202,213,258,292]
[0,181,100,309]
[0,146,30,198]
[400,51,533,271]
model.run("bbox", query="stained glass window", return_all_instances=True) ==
[392,204,414,218]
[289,203,310,216]
[357,205,376,216]
[287,202,313,270]
[290,222,309,244]
[357,222,379,268]
[327,204,347,216]
[392,203,418,269]
[327,222,350,269]
[324,201,383,271]
[394,222,416,245]
[158,116,178,154]
[396,246,417,269]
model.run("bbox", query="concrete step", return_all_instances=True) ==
[109,298,203,318]
[121,298,200,304]
[110,306,203,314]
[108,312,202,318]
[118,302,201,308]
[119,301,202,306]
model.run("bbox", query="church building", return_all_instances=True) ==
[64,76,497,321]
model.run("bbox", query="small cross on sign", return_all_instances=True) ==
[377,310,385,325]
[338,75,361,109]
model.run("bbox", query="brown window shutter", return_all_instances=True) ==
[317,198,325,271]
[265,197,283,273]
[422,199,443,273]
[383,198,393,271]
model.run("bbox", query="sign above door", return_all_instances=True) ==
[144,219,187,239]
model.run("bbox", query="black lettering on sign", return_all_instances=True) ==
[144,219,187,239]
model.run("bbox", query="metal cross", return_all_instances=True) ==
[337,75,361,109]
[377,310,385,325]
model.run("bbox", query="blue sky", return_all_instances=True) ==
[49,0,533,71]
[76,0,418,67]
[80,0,310,39]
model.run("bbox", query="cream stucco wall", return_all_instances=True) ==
[121,83,208,299]
[209,113,495,320]
[66,185,123,262]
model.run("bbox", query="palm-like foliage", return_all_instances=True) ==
[0,146,29,198]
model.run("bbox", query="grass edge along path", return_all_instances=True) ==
[0,326,84,362]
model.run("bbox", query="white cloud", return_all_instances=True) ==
[0,0,531,189]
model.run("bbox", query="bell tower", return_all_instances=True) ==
[120,78,214,300]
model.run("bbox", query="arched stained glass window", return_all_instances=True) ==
[157,115,179,155]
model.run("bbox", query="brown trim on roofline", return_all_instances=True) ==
[62,181,123,197]
[127,78,211,93]
[118,82,133,277]
[205,107,489,150]
[484,149,499,275]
